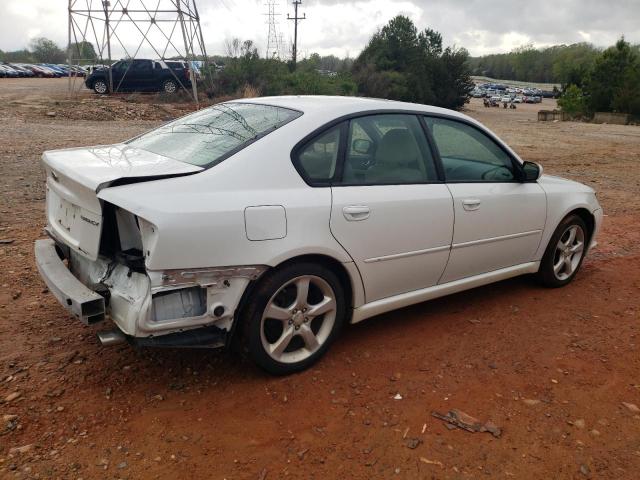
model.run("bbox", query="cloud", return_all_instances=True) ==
[0,0,638,58]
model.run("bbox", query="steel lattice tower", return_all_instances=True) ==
[67,0,209,104]
[264,1,282,59]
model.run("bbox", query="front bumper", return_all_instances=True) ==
[589,207,603,251]
[34,239,106,325]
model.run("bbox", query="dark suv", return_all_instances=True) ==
[85,59,192,94]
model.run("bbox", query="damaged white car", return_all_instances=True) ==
[35,96,602,374]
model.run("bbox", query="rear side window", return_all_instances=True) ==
[296,126,342,183]
[424,117,516,182]
[128,103,301,168]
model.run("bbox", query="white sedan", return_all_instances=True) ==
[35,96,602,374]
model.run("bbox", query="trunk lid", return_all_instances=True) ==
[42,144,202,260]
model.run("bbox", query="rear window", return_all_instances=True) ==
[128,103,301,168]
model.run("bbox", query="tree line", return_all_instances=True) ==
[0,38,97,64]
[211,15,473,110]
[557,38,640,117]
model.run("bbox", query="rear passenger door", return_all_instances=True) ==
[424,116,546,283]
[295,114,454,303]
[127,60,155,90]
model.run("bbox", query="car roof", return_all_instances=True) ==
[231,95,471,123]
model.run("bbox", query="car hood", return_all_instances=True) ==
[42,143,203,193]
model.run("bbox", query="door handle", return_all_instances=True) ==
[462,199,481,211]
[343,205,370,221]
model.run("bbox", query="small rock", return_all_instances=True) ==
[3,414,18,422]
[551,379,559,384]
[580,464,590,476]
[46,111,57,117]
[393,393,402,400]
[522,398,541,406]
[153,394,164,401]
[573,419,586,429]
[405,437,422,449]
[4,392,21,402]
[9,444,33,455]
[118,461,127,469]
[622,402,640,413]
[590,429,600,436]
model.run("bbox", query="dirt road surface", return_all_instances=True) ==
[1,80,640,479]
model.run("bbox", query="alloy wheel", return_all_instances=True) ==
[94,81,107,94]
[164,81,177,93]
[553,224,585,280]
[260,275,337,364]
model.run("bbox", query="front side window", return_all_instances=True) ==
[341,114,436,185]
[128,103,300,168]
[424,117,516,182]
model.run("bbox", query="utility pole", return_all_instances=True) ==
[287,0,305,69]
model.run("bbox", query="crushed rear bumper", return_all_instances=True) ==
[34,238,106,325]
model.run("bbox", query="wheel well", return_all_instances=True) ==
[567,208,595,243]
[228,254,355,348]
[274,254,354,310]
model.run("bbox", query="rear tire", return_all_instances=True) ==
[242,262,346,375]
[536,214,588,288]
[163,79,177,94]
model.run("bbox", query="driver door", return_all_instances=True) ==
[424,116,547,283]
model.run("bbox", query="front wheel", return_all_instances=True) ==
[93,80,108,94]
[243,263,346,375]
[536,214,588,288]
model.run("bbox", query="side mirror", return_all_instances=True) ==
[352,139,373,155]
[522,161,543,182]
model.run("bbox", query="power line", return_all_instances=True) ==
[286,0,305,69]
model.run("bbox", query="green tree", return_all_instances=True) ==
[557,84,586,116]
[68,41,97,63]
[586,37,640,114]
[30,37,65,63]
[353,15,473,109]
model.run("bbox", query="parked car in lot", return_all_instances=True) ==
[8,64,35,77]
[0,65,20,77]
[35,96,602,374]
[28,64,60,77]
[84,58,192,94]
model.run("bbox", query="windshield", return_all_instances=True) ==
[128,102,301,168]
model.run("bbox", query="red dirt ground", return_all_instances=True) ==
[1,80,640,479]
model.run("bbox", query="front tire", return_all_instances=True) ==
[93,80,108,94]
[243,262,346,375]
[536,214,588,288]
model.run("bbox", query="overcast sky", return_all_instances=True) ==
[2,0,639,59]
